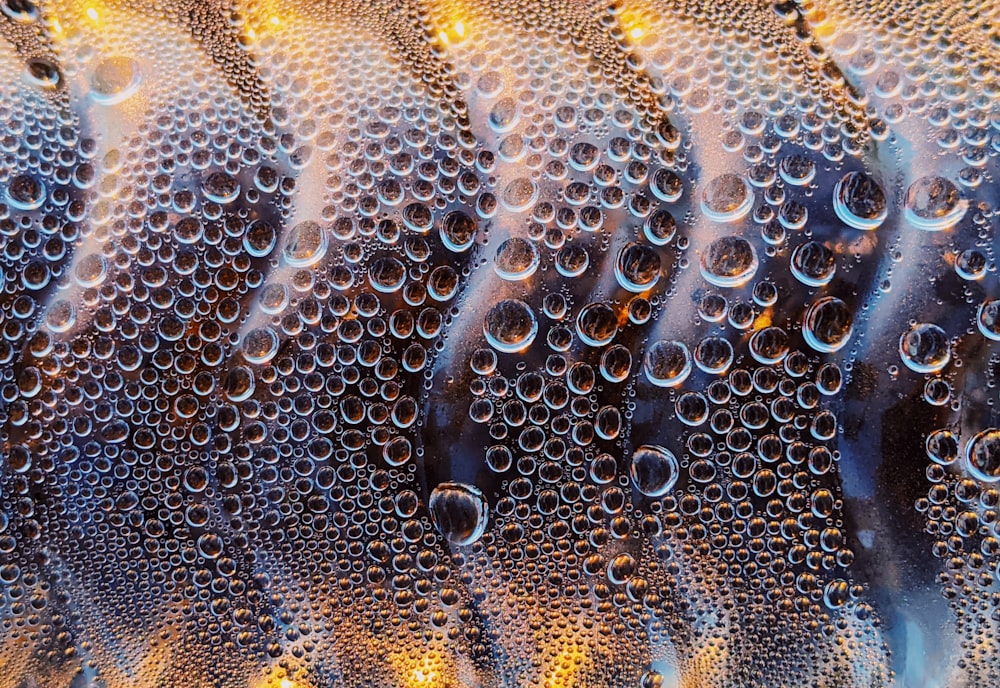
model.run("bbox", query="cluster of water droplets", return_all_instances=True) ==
[0,0,998,686]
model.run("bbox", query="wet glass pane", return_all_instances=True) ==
[0,0,998,686]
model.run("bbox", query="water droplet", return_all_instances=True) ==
[644,340,692,387]
[630,445,679,497]
[966,429,1000,483]
[484,299,537,353]
[833,171,887,230]
[904,176,967,231]
[428,482,488,546]
[803,297,854,353]
[701,174,754,222]
[899,323,950,373]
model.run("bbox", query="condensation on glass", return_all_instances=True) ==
[0,0,998,686]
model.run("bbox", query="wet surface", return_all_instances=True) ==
[0,0,998,686]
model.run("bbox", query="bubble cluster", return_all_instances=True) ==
[0,0,997,686]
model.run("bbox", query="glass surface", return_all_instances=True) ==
[0,1,998,686]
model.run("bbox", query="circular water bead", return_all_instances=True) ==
[489,98,519,132]
[955,249,987,281]
[644,340,692,388]
[469,398,494,423]
[429,482,489,546]
[628,297,652,325]
[440,210,477,252]
[2,0,38,21]
[569,142,600,172]
[630,445,679,497]
[656,119,681,150]
[542,293,567,320]
[485,445,513,475]
[640,671,664,688]
[693,336,734,374]
[698,293,727,322]
[501,178,538,212]
[283,221,327,267]
[243,327,279,364]
[202,172,240,204]
[823,579,850,610]
[427,265,459,301]
[403,203,434,232]
[803,297,853,353]
[644,209,677,245]
[700,173,754,222]
[727,301,755,330]
[926,429,959,465]
[898,323,950,373]
[615,242,660,292]
[576,303,618,347]
[470,348,497,375]
[567,362,596,395]
[89,56,139,105]
[833,171,887,230]
[595,406,621,440]
[649,168,683,202]
[776,200,807,232]
[760,219,785,246]
[368,256,407,293]
[254,166,279,193]
[976,300,1000,341]
[904,176,967,231]
[816,363,843,395]
[778,154,816,186]
[45,300,76,333]
[790,241,836,287]
[676,392,709,426]
[751,203,775,224]
[5,174,45,210]
[244,219,276,257]
[923,378,951,406]
[749,327,789,364]
[555,244,589,277]
[494,238,539,280]
[73,253,107,287]
[224,366,255,401]
[600,345,632,383]
[258,283,288,314]
[25,58,60,88]
[174,216,203,244]
[484,300,537,353]
[606,553,636,584]
[966,429,1000,483]
[752,280,778,307]
[700,236,758,287]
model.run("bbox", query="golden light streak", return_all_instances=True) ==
[543,646,583,688]
[619,9,650,44]
[436,17,469,46]
[411,656,438,685]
